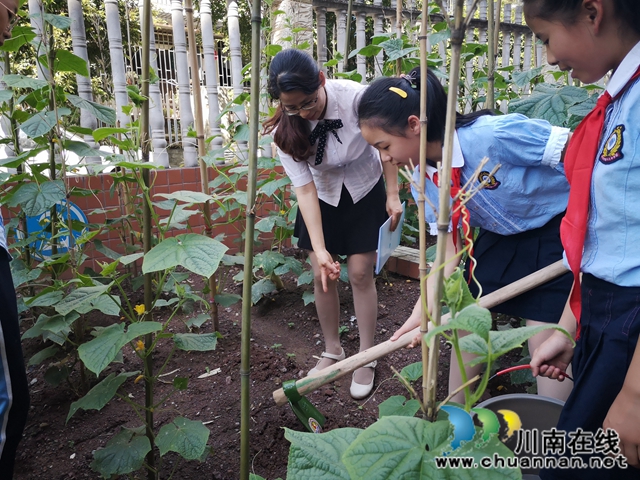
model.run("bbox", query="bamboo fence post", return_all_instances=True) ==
[396,0,403,75]
[239,0,261,476]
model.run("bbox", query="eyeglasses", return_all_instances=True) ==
[0,0,18,32]
[281,90,319,116]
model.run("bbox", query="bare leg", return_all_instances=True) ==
[347,251,378,385]
[526,319,573,401]
[309,251,342,370]
[448,331,483,404]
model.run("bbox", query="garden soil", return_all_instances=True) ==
[14,251,528,480]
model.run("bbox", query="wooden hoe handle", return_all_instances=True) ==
[273,259,568,406]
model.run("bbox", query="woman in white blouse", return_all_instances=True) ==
[264,49,403,399]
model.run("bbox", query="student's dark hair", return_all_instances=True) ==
[522,0,640,36]
[263,49,322,161]
[358,67,492,142]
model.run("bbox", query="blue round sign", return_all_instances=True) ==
[24,200,88,259]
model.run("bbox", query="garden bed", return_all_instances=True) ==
[14,265,529,479]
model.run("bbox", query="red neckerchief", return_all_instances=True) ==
[432,167,473,280]
[561,65,640,339]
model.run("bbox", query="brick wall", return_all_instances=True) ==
[1,166,289,273]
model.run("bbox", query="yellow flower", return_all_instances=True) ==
[134,304,146,316]
[135,340,145,352]
[134,374,145,384]
[280,209,286,215]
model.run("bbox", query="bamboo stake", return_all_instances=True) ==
[396,0,403,75]
[487,0,502,109]
[417,0,430,419]
[343,0,353,69]
[185,0,220,331]
[273,259,567,406]
[139,0,155,476]
[239,0,261,476]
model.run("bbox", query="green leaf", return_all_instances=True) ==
[425,304,492,345]
[156,417,210,460]
[173,333,218,352]
[379,38,419,61]
[92,127,130,142]
[285,427,362,480]
[25,290,64,307]
[400,361,423,382]
[214,293,241,307]
[20,109,69,138]
[142,234,228,278]
[54,284,111,316]
[509,84,589,126]
[54,51,89,76]
[442,268,477,317]
[28,345,60,366]
[90,429,151,478]
[6,180,66,216]
[302,290,315,305]
[173,377,188,390]
[0,90,13,104]
[349,44,382,59]
[429,27,451,45]
[264,44,282,57]
[0,25,36,51]
[22,312,79,345]
[461,325,574,367]
[1,74,48,89]
[255,250,285,276]
[184,313,208,329]
[511,66,543,88]
[297,270,314,286]
[154,190,214,204]
[67,372,139,422]
[119,252,144,265]
[67,94,116,124]
[43,13,72,30]
[378,396,422,418]
[62,140,108,158]
[78,322,162,375]
[251,278,277,304]
[73,294,121,316]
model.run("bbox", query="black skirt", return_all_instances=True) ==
[294,176,388,256]
[465,213,573,323]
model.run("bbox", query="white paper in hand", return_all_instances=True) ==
[375,202,406,275]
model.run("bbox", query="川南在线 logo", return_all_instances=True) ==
[440,404,522,450]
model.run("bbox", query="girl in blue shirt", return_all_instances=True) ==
[525,0,640,478]
[357,67,574,403]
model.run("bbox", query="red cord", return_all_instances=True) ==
[490,364,573,382]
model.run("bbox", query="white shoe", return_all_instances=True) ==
[307,348,346,376]
[350,361,377,399]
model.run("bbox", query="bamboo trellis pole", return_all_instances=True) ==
[239,0,261,476]
[185,0,220,332]
[426,0,479,420]
[139,0,155,475]
[417,0,430,419]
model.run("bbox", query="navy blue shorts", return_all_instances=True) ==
[541,274,640,480]
[465,213,573,322]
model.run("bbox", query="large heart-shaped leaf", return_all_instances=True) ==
[142,234,227,278]
[156,417,210,460]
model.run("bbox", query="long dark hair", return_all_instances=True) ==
[357,67,492,143]
[522,0,640,35]
[263,49,322,161]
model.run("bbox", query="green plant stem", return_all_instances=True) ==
[451,330,471,411]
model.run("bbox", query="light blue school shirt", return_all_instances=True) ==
[581,42,640,286]
[411,113,570,236]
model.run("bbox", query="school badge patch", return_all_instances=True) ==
[600,125,625,164]
[478,171,500,190]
